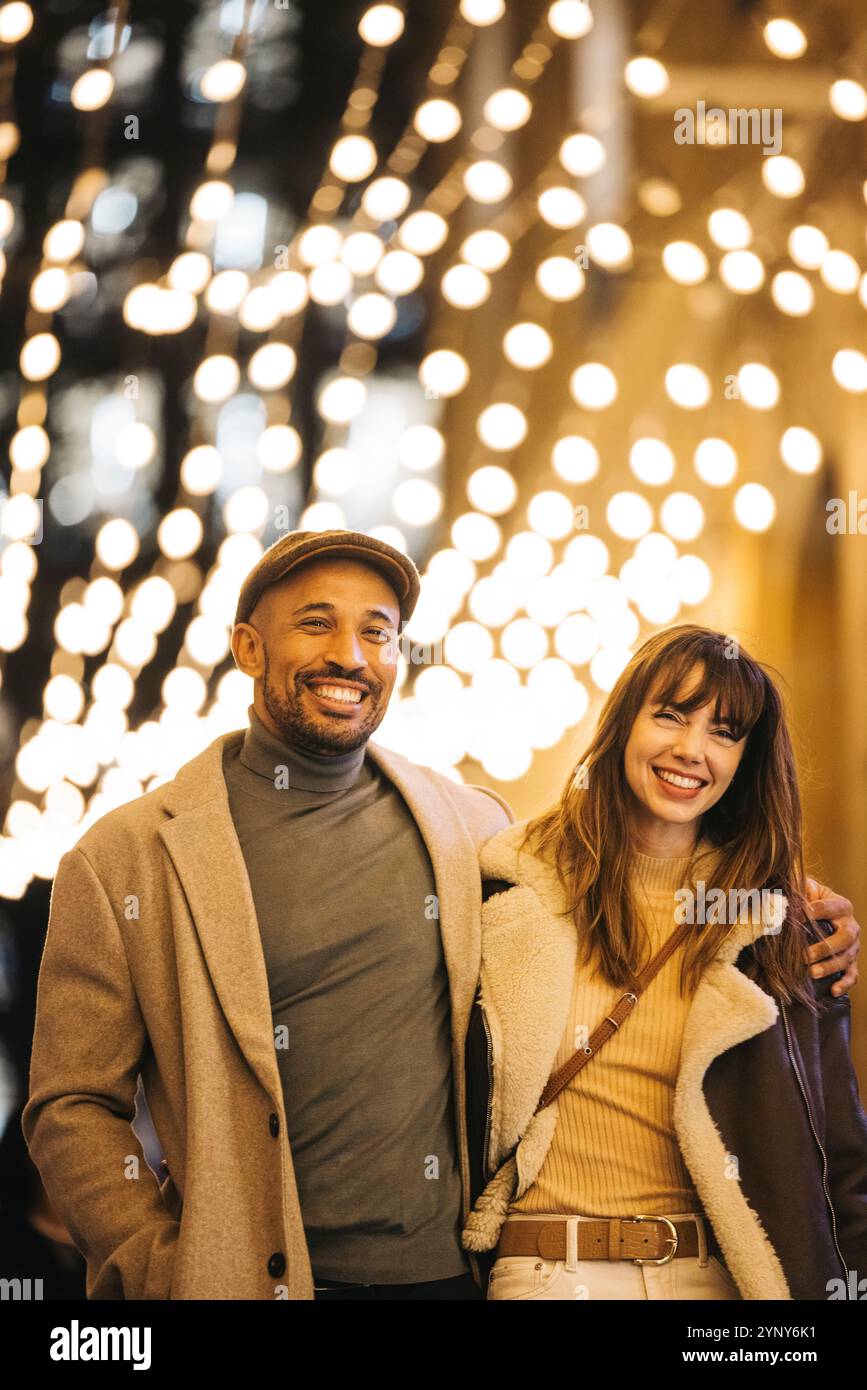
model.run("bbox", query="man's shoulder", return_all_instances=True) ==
[56,782,167,889]
[438,771,514,822]
[69,730,237,866]
[366,741,514,826]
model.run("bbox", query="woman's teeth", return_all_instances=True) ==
[653,767,704,789]
[311,684,363,704]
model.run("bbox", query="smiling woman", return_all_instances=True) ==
[623,662,749,851]
[463,623,867,1301]
[529,625,812,1002]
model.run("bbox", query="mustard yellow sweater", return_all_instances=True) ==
[510,848,703,1217]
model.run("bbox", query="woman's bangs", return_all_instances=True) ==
[646,639,766,739]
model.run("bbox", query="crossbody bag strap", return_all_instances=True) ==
[535,917,692,1111]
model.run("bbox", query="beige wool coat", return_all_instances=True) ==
[22,729,513,1300]
[462,822,798,1300]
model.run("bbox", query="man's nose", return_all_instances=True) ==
[321,627,366,671]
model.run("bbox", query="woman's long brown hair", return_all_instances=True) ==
[522,624,819,1010]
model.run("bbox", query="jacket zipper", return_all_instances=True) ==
[781,1003,848,1282]
[479,995,494,1180]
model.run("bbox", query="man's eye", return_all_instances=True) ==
[301,619,329,629]
[367,628,393,643]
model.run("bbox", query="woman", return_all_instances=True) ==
[463,625,867,1300]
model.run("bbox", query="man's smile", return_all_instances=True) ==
[304,679,371,714]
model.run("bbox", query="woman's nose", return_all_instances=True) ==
[670,727,706,761]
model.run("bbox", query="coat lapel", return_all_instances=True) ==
[158,731,283,1106]
[365,741,483,1048]
[673,923,792,1298]
[479,822,577,1163]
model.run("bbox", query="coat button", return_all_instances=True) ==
[269,1112,279,1137]
[268,1252,285,1278]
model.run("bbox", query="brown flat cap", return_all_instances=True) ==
[234,529,421,629]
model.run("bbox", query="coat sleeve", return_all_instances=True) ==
[21,846,180,1300]
[816,986,867,1274]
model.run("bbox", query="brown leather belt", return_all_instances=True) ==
[497,1215,723,1265]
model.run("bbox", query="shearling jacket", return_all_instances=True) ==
[462,822,867,1300]
[22,729,512,1299]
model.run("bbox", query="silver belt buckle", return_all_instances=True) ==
[630,1214,679,1265]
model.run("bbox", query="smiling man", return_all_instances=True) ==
[222,532,512,1298]
[22,529,861,1302]
[23,529,513,1301]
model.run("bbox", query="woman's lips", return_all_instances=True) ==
[651,765,708,800]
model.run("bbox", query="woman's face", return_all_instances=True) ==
[623,671,749,834]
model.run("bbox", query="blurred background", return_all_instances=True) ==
[0,0,865,1291]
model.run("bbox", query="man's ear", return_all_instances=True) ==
[231,622,264,678]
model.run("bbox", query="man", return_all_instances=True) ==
[22,529,861,1300]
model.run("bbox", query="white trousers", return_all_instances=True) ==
[486,1211,741,1301]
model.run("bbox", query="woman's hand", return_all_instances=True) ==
[803,877,860,996]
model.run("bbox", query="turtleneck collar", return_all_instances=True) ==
[630,838,717,893]
[239,704,366,792]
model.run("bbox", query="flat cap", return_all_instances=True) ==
[233,529,421,629]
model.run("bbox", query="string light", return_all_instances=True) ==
[788,224,828,268]
[358,5,405,47]
[771,270,814,316]
[414,99,462,142]
[0,4,34,44]
[662,241,708,285]
[780,427,822,474]
[624,56,669,98]
[585,223,633,269]
[547,2,594,40]
[820,249,860,294]
[694,438,737,486]
[763,19,807,60]
[537,186,586,228]
[762,156,805,198]
[734,483,776,531]
[829,79,867,121]
[707,208,751,249]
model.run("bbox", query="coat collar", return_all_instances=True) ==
[158,730,484,1104]
[480,819,781,963]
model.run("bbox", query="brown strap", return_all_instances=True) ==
[536,918,692,1111]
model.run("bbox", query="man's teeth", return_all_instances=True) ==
[654,768,704,789]
[311,684,363,704]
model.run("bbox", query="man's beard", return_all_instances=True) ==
[260,647,388,754]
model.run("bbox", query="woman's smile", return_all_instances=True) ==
[650,764,710,800]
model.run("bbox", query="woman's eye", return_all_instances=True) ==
[654,710,679,722]
[715,728,737,742]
